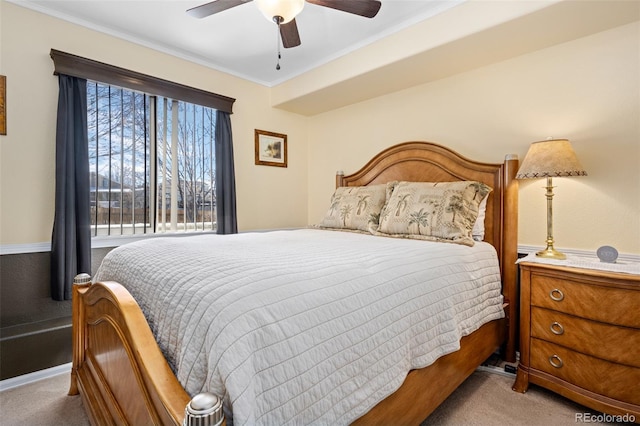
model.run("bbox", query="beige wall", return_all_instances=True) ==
[307,22,640,255]
[1,2,638,255]
[0,1,309,245]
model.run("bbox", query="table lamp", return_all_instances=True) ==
[516,138,587,260]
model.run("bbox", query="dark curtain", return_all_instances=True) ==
[50,75,91,301]
[215,110,237,234]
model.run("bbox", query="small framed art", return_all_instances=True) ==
[255,129,287,168]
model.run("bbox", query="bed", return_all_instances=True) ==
[68,141,519,425]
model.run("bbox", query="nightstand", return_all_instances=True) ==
[513,261,640,420]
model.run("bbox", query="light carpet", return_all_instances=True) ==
[0,369,612,425]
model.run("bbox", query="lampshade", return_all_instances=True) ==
[516,139,587,179]
[516,138,587,260]
[255,0,305,23]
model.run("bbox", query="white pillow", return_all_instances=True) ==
[472,194,489,241]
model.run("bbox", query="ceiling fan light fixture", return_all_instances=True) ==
[255,0,304,23]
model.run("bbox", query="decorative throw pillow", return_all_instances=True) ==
[375,181,492,246]
[317,184,388,232]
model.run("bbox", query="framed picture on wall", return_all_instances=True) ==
[255,129,287,168]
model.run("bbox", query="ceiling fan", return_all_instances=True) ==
[187,0,382,49]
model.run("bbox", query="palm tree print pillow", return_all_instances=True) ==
[375,181,492,246]
[318,184,390,232]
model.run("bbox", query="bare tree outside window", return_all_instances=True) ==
[88,82,217,236]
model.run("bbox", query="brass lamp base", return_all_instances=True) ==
[536,246,566,260]
[535,176,567,261]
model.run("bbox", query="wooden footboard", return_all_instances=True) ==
[69,277,189,425]
[70,275,506,426]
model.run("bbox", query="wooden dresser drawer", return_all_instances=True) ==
[531,275,640,328]
[531,307,640,368]
[515,263,640,418]
[530,338,640,406]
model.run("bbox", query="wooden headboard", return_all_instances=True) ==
[336,141,519,361]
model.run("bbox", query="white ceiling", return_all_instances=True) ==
[13,0,466,86]
[10,0,640,116]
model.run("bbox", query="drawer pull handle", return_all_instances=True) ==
[550,322,564,335]
[549,355,563,368]
[549,288,564,301]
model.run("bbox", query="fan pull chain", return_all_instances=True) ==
[274,16,282,71]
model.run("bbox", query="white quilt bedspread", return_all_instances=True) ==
[94,229,504,425]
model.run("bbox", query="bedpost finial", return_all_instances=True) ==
[184,392,224,426]
[73,273,92,285]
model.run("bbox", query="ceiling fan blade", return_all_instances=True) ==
[306,0,381,18]
[186,0,252,19]
[280,19,301,48]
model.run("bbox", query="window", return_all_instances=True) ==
[88,83,217,236]
[50,49,236,241]
[50,50,236,299]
